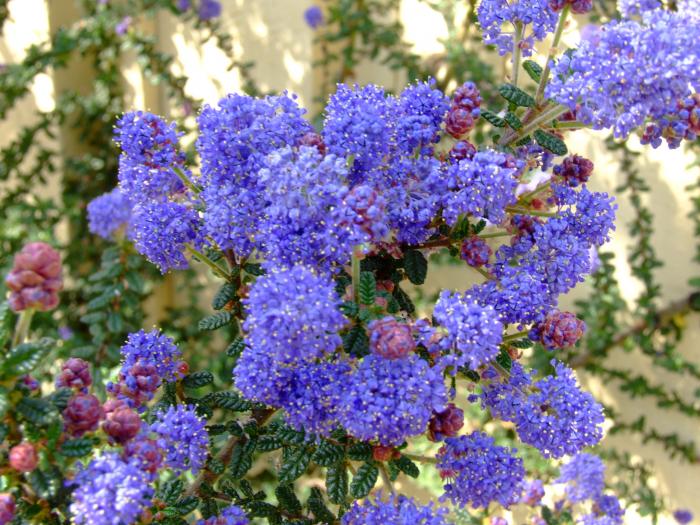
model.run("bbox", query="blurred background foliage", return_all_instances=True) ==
[0,0,699,523]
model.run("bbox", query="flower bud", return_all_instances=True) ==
[450,140,476,161]
[368,317,415,359]
[299,131,327,156]
[103,404,141,444]
[372,445,398,462]
[5,242,63,312]
[56,357,92,392]
[9,442,38,473]
[124,437,164,476]
[445,107,474,139]
[553,155,594,187]
[0,493,15,525]
[452,82,482,115]
[63,393,104,436]
[531,310,586,350]
[460,236,492,267]
[428,403,464,441]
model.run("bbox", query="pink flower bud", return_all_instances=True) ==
[428,403,464,442]
[5,242,62,312]
[63,393,104,436]
[56,358,92,391]
[368,317,415,359]
[0,493,15,525]
[103,405,141,444]
[9,442,38,473]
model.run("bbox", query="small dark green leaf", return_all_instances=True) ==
[350,462,378,498]
[209,391,251,412]
[307,487,335,524]
[359,272,376,305]
[403,250,427,285]
[247,501,279,519]
[226,337,246,358]
[172,496,199,516]
[243,263,264,276]
[499,83,536,108]
[342,325,369,357]
[510,338,534,349]
[59,437,95,457]
[229,441,254,479]
[392,286,415,314]
[275,426,307,446]
[534,129,568,155]
[2,338,53,377]
[347,442,372,461]
[504,112,522,130]
[523,60,542,82]
[326,464,348,504]
[275,485,302,515]
[496,347,513,372]
[392,455,419,478]
[312,440,345,467]
[183,371,214,389]
[481,109,506,127]
[198,311,232,331]
[256,435,283,451]
[279,447,311,483]
[212,283,237,310]
[158,479,184,505]
[27,468,59,499]
[472,219,487,235]
[17,397,56,426]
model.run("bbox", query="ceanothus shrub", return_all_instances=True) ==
[1,1,699,523]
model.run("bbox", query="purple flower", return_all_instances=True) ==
[397,80,450,154]
[339,354,447,446]
[69,453,153,525]
[556,453,606,503]
[198,0,222,20]
[437,432,525,508]
[368,317,416,359]
[530,310,586,350]
[87,188,132,239]
[115,16,132,35]
[150,405,209,473]
[432,290,503,372]
[342,495,450,525]
[56,357,92,391]
[0,494,15,525]
[521,479,545,506]
[177,0,191,10]
[460,236,492,267]
[197,505,249,525]
[304,6,324,29]
[618,0,660,17]
[674,510,694,525]
[581,494,625,525]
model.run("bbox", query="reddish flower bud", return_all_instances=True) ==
[63,393,104,437]
[124,437,164,475]
[9,442,38,473]
[445,107,475,139]
[0,493,15,525]
[20,375,40,391]
[452,82,482,114]
[372,445,398,462]
[460,236,492,267]
[368,317,415,359]
[5,242,63,312]
[450,140,476,161]
[532,310,586,350]
[103,405,141,444]
[299,131,327,156]
[553,154,594,187]
[428,403,464,442]
[56,357,92,391]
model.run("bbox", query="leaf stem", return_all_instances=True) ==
[173,166,201,194]
[351,246,362,304]
[512,22,524,88]
[402,453,437,464]
[378,464,396,497]
[478,231,511,239]
[534,6,570,104]
[505,206,557,217]
[186,245,230,280]
[503,330,530,342]
[11,309,34,348]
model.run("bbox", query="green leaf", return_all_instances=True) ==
[226,337,246,358]
[228,441,255,479]
[534,129,568,155]
[275,484,302,515]
[0,423,8,443]
[347,442,372,461]
[326,464,348,504]
[403,250,427,285]
[27,468,59,499]
[17,397,56,426]
[198,311,232,331]
[170,496,198,516]
[256,435,283,451]
[0,302,12,349]
[499,83,536,108]
[350,462,378,498]
[472,219,487,235]
[496,347,513,372]
[275,425,307,446]
[359,272,376,305]
[510,338,534,349]
[312,440,345,467]
[279,447,311,483]
[212,283,237,310]
[2,338,53,377]
[523,60,542,82]
[504,112,523,130]
[392,455,419,478]
[307,487,336,524]
[247,501,279,519]
[481,109,506,127]
[208,391,251,412]
[59,437,95,457]
[158,479,184,506]
[183,371,214,389]
[0,387,8,418]
[243,263,264,276]
[392,286,415,314]
[342,325,369,357]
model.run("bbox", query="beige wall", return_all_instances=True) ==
[3,1,698,522]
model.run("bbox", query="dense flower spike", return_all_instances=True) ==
[397,80,450,154]
[56,357,92,391]
[553,155,594,187]
[123,436,164,477]
[63,393,104,437]
[547,11,700,147]
[70,453,153,525]
[242,266,346,364]
[0,494,15,525]
[339,354,447,446]
[87,188,132,239]
[530,310,586,350]
[368,317,416,359]
[556,453,606,503]
[581,494,625,525]
[437,432,525,508]
[342,495,450,525]
[197,505,249,525]
[150,405,209,473]
[114,111,187,202]
[433,290,503,371]
[428,403,465,441]
[9,442,38,473]
[477,0,558,56]
[5,242,62,312]
[130,200,203,273]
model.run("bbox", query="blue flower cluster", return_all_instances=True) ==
[556,453,606,503]
[87,188,132,239]
[69,453,152,525]
[547,10,700,147]
[150,405,209,474]
[342,496,450,525]
[436,432,524,508]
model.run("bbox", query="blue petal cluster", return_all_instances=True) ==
[87,188,132,239]
[342,495,450,525]
[442,150,519,225]
[339,354,447,446]
[396,80,449,155]
[436,432,525,508]
[150,404,209,474]
[580,494,625,525]
[477,0,558,56]
[242,266,347,364]
[546,11,700,146]
[197,504,249,525]
[556,453,606,503]
[114,111,186,202]
[118,329,183,379]
[130,201,203,273]
[432,290,503,372]
[69,453,152,525]
[617,0,660,17]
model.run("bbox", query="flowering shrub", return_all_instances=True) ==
[1,1,699,524]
